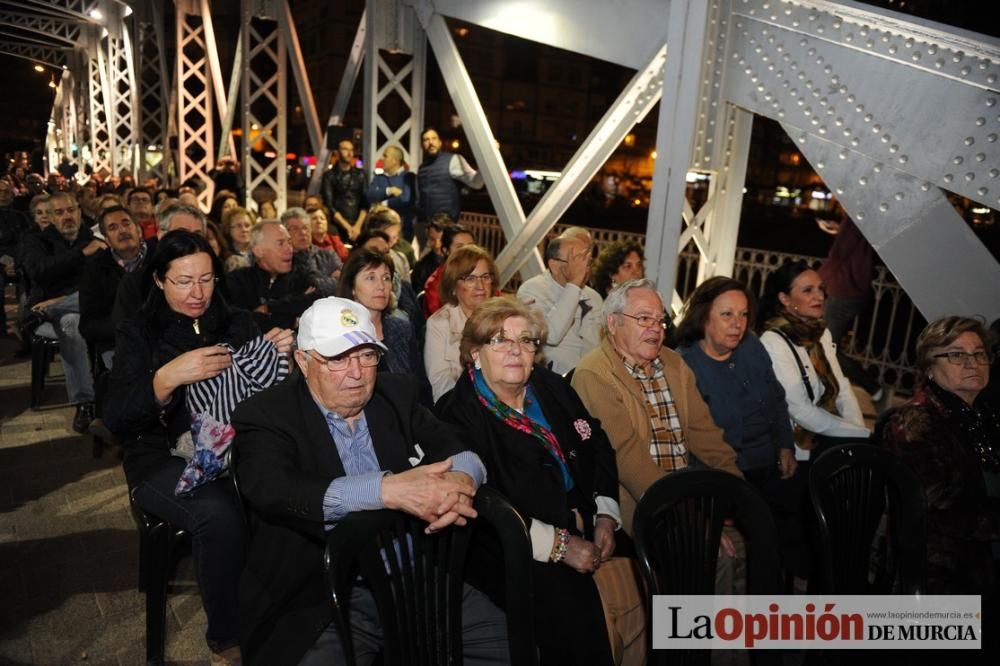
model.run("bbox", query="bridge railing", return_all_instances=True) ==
[459,213,921,393]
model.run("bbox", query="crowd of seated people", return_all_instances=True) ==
[5,160,999,665]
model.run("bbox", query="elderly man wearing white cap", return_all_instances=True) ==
[231,297,508,665]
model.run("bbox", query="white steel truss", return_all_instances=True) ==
[135,0,171,185]
[363,0,426,178]
[0,43,69,68]
[241,0,287,211]
[0,10,83,46]
[493,44,668,284]
[19,0,1000,322]
[107,24,137,178]
[86,28,113,177]
[17,0,102,21]
[200,0,236,159]
[176,0,216,209]
[422,0,999,321]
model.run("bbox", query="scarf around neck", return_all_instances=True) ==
[767,313,840,414]
[470,367,573,488]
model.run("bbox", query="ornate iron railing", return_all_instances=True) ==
[459,213,921,393]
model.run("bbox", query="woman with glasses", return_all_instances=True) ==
[757,260,870,461]
[221,206,254,272]
[424,244,498,402]
[337,248,423,379]
[435,296,620,666]
[884,316,1000,594]
[104,230,293,664]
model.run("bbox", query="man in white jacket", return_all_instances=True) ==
[517,227,602,375]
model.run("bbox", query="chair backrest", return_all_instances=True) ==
[471,486,538,666]
[223,447,251,537]
[872,406,900,447]
[633,469,781,597]
[325,509,473,666]
[808,443,926,595]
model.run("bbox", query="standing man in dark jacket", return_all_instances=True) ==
[226,220,319,330]
[320,138,368,242]
[416,128,483,245]
[19,191,105,431]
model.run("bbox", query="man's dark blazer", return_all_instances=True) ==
[230,371,467,665]
[79,238,156,354]
[19,223,97,303]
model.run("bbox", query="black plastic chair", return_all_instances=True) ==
[325,508,473,666]
[127,489,190,666]
[808,443,926,595]
[633,469,781,666]
[470,486,538,666]
[30,330,62,409]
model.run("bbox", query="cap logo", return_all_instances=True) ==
[340,308,359,328]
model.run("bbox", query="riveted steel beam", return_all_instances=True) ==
[721,0,1000,320]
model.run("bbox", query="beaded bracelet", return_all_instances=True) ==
[550,528,570,563]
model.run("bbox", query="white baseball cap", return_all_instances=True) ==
[297,297,388,357]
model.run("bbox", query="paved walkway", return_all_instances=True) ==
[0,336,208,665]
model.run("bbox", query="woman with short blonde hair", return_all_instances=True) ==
[424,244,498,402]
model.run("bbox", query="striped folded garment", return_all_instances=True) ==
[174,336,290,495]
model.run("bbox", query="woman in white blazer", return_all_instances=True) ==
[757,260,870,462]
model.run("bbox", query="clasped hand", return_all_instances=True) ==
[381,459,478,534]
[561,516,616,574]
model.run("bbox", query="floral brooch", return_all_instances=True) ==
[574,419,592,440]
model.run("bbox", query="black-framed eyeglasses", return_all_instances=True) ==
[487,334,541,354]
[163,275,218,290]
[932,350,993,366]
[618,312,668,330]
[308,348,383,371]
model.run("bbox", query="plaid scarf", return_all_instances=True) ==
[766,313,840,416]
[623,356,689,472]
[470,367,572,488]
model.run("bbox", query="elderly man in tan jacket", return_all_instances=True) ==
[571,278,741,535]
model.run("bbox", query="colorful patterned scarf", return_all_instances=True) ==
[767,313,840,416]
[470,367,573,488]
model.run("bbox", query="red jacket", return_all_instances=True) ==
[421,264,444,317]
[313,233,349,262]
